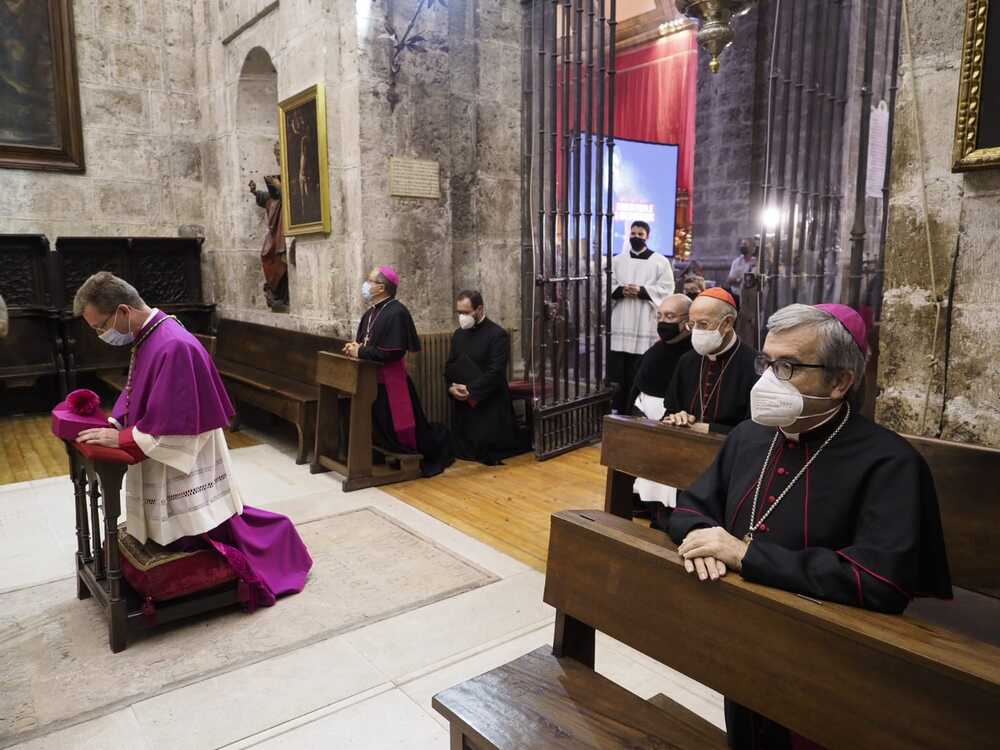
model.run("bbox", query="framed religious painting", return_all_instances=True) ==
[0,0,85,172]
[277,84,331,235]
[952,0,1000,172]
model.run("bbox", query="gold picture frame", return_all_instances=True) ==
[952,0,1000,172]
[278,84,331,235]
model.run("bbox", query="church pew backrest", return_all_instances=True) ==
[600,415,1000,598]
[214,319,347,385]
[545,509,1000,750]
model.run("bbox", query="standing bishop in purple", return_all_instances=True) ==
[74,271,312,610]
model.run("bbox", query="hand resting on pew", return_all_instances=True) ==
[660,410,711,433]
[677,526,750,581]
[342,341,360,358]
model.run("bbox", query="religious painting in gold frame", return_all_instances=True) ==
[952,0,1000,172]
[278,84,331,235]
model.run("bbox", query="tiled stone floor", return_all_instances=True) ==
[1,441,723,749]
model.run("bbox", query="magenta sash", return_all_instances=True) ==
[377,358,417,450]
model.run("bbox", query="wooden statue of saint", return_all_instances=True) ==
[248,145,289,310]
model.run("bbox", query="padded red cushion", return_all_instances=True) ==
[118,534,237,602]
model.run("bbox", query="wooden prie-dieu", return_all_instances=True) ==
[433,416,1000,748]
[311,351,422,491]
[65,441,239,653]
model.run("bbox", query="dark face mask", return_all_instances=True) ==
[657,322,681,342]
[629,236,646,252]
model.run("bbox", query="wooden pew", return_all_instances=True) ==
[434,509,1000,748]
[213,319,347,464]
[600,415,1000,597]
[433,415,1000,748]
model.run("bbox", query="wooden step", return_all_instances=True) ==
[433,646,727,749]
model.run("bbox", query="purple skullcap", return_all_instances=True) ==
[815,303,868,355]
[378,266,400,286]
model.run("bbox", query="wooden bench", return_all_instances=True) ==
[212,319,346,464]
[434,507,1000,749]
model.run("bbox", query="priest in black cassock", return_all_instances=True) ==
[444,290,528,465]
[342,266,454,477]
[627,293,693,415]
[662,287,758,434]
[669,303,953,750]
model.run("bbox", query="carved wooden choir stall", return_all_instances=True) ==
[0,235,65,398]
[433,416,1000,749]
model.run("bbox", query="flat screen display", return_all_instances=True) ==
[610,138,679,257]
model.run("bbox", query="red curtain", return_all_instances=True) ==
[614,32,698,225]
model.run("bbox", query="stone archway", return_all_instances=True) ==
[236,47,287,310]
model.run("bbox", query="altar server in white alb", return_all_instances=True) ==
[609,220,675,413]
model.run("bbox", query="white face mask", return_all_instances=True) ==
[750,368,840,427]
[98,310,134,347]
[361,281,374,302]
[691,328,724,356]
[458,313,476,330]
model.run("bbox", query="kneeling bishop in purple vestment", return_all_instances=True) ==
[74,271,312,610]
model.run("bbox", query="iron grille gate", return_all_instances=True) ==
[521,0,617,459]
[746,0,902,345]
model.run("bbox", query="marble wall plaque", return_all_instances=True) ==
[389,157,441,199]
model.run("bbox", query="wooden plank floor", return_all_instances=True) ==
[0,415,259,486]
[383,447,608,572]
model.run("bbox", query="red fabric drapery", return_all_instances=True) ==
[614,32,698,225]
[550,31,697,231]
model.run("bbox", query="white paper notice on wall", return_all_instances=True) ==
[866,100,890,198]
[389,157,441,199]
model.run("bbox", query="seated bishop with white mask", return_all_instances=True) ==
[667,302,953,750]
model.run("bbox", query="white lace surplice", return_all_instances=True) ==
[610,251,675,354]
[125,427,243,546]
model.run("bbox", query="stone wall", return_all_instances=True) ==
[196,0,524,339]
[876,1,1000,448]
[0,0,524,344]
[0,0,203,240]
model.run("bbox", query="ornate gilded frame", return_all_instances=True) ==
[952,0,1000,172]
[278,84,332,235]
[0,0,85,172]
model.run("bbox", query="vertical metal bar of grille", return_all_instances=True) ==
[758,0,785,329]
[535,0,548,407]
[815,0,847,302]
[548,0,558,406]
[521,0,534,370]
[848,0,878,310]
[783,0,808,305]
[594,0,607,386]
[790,2,829,302]
[604,0,617,370]
[572,0,583,400]
[583,0,595,392]
[802,0,834,304]
[769,0,796,313]
[561,0,571,402]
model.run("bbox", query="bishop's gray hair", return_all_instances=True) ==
[766,304,866,392]
[72,271,145,317]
